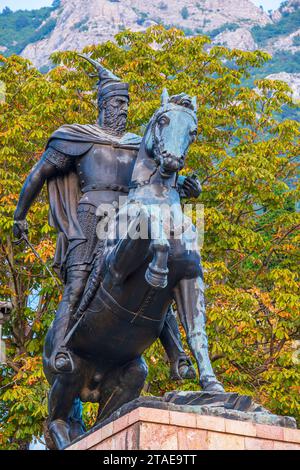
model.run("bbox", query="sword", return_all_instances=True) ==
[15,233,62,289]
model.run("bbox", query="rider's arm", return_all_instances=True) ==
[13,147,73,237]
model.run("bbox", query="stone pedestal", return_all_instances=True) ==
[67,406,300,451]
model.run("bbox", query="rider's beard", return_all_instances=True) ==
[103,106,127,135]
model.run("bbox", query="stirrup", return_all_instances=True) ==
[52,348,75,374]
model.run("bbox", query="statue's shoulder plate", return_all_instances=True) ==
[48,138,94,157]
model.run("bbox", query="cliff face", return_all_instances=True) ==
[213,27,258,51]
[2,0,298,99]
[20,0,271,68]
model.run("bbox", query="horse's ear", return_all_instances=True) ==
[144,118,154,157]
[192,96,197,112]
[161,88,169,106]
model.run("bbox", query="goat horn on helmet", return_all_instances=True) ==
[78,53,129,106]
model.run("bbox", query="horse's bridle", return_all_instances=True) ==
[150,104,197,160]
[130,104,197,190]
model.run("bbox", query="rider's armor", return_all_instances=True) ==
[76,144,136,197]
[46,142,137,199]
[45,138,139,274]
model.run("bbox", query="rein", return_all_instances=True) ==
[99,285,163,325]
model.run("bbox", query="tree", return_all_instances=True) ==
[0,26,299,449]
[181,7,189,20]
[15,16,30,29]
[2,7,12,16]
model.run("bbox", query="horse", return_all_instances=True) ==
[43,89,224,450]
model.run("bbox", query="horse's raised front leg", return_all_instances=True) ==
[145,237,169,289]
[174,277,225,392]
[107,207,152,285]
[108,206,170,289]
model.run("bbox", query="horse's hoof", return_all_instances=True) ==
[201,378,225,393]
[44,419,57,450]
[170,357,197,381]
[49,419,71,450]
[145,265,168,289]
[179,363,197,380]
[170,370,183,381]
[146,239,169,289]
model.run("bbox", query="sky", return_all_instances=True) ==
[0,0,284,12]
[0,0,53,11]
[252,0,282,10]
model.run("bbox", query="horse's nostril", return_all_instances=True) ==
[164,159,179,170]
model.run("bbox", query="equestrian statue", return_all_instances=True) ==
[13,57,224,450]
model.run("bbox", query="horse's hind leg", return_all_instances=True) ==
[97,357,148,423]
[174,277,225,392]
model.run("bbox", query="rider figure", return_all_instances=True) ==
[13,56,201,378]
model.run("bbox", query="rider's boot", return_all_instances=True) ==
[159,306,197,381]
[49,419,71,450]
[48,301,75,374]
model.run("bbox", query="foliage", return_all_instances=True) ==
[0,26,299,449]
[0,356,48,449]
[0,3,59,57]
[250,50,300,111]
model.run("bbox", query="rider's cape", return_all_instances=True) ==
[46,123,142,277]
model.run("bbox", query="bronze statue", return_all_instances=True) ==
[14,57,198,379]
[13,58,224,450]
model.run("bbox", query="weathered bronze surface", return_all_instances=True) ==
[14,58,223,449]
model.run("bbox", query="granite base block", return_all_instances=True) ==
[67,404,300,451]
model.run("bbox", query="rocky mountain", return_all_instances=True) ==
[213,1,300,55]
[266,72,300,101]
[0,0,299,100]
[18,0,271,68]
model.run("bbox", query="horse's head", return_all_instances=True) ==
[144,89,198,178]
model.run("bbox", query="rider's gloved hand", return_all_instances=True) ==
[179,174,202,198]
[13,219,28,241]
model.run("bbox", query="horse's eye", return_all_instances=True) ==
[190,129,197,138]
[158,116,169,127]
